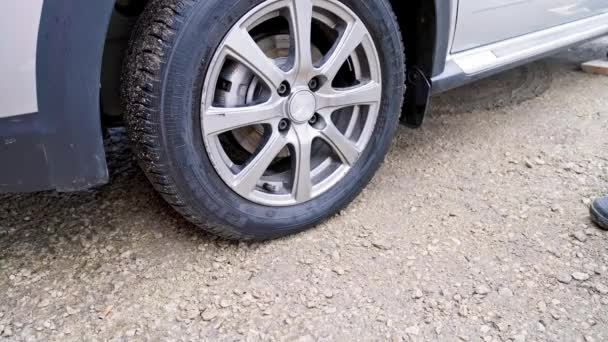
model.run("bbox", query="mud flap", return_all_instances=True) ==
[401,67,431,128]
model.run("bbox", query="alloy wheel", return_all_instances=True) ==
[201,0,382,206]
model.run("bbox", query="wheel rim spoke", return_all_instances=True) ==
[288,0,314,80]
[320,121,360,166]
[316,81,381,114]
[222,27,286,90]
[205,102,283,135]
[232,132,287,195]
[292,126,314,201]
[318,19,367,82]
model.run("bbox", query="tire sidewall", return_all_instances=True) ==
[158,0,404,237]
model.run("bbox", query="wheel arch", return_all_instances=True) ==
[388,0,452,78]
[388,0,452,128]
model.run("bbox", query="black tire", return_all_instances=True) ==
[122,0,405,240]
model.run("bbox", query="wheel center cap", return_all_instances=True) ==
[288,90,316,123]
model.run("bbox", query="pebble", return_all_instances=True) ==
[572,272,590,281]
[371,240,392,250]
[333,267,346,276]
[475,285,491,295]
[512,334,526,342]
[405,325,420,336]
[2,327,12,337]
[458,305,469,317]
[572,231,588,242]
[498,287,513,297]
[201,309,219,321]
[593,283,608,295]
[556,272,572,284]
[537,301,547,312]
[219,299,232,308]
[37,299,51,308]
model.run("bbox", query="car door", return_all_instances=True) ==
[452,0,608,53]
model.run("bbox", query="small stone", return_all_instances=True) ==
[185,308,200,320]
[120,250,133,259]
[498,287,513,297]
[496,322,509,332]
[475,285,491,295]
[537,321,546,332]
[572,272,590,281]
[525,160,534,168]
[556,272,572,284]
[37,299,51,308]
[371,240,392,250]
[2,327,12,337]
[201,309,219,321]
[585,336,596,342]
[458,305,469,317]
[332,267,345,276]
[405,325,420,336]
[534,158,546,165]
[512,334,526,342]
[219,299,232,308]
[99,305,113,319]
[572,231,588,242]
[412,288,423,299]
[593,283,608,294]
[563,162,576,171]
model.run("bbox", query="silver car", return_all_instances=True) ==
[1,0,607,240]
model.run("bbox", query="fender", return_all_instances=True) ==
[431,0,453,78]
[0,0,115,192]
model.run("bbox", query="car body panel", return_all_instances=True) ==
[0,1,44,118]
[453,0,608,53]
[0,0,113,192]
[432,10,608,93]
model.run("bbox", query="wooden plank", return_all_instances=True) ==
[581,59,608,76]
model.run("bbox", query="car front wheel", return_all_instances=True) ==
[122,0,405,240]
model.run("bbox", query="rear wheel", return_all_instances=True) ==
[122,0,404,240]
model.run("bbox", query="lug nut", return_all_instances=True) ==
[278,119,290,131]
[308,77,319,91]
[277,81,290,97]
[308,114,319,125]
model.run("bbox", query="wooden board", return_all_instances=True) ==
[581,59,608,76]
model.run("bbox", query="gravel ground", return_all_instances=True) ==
[1,39,608,342]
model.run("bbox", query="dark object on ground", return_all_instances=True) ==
[591,195,608,230]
